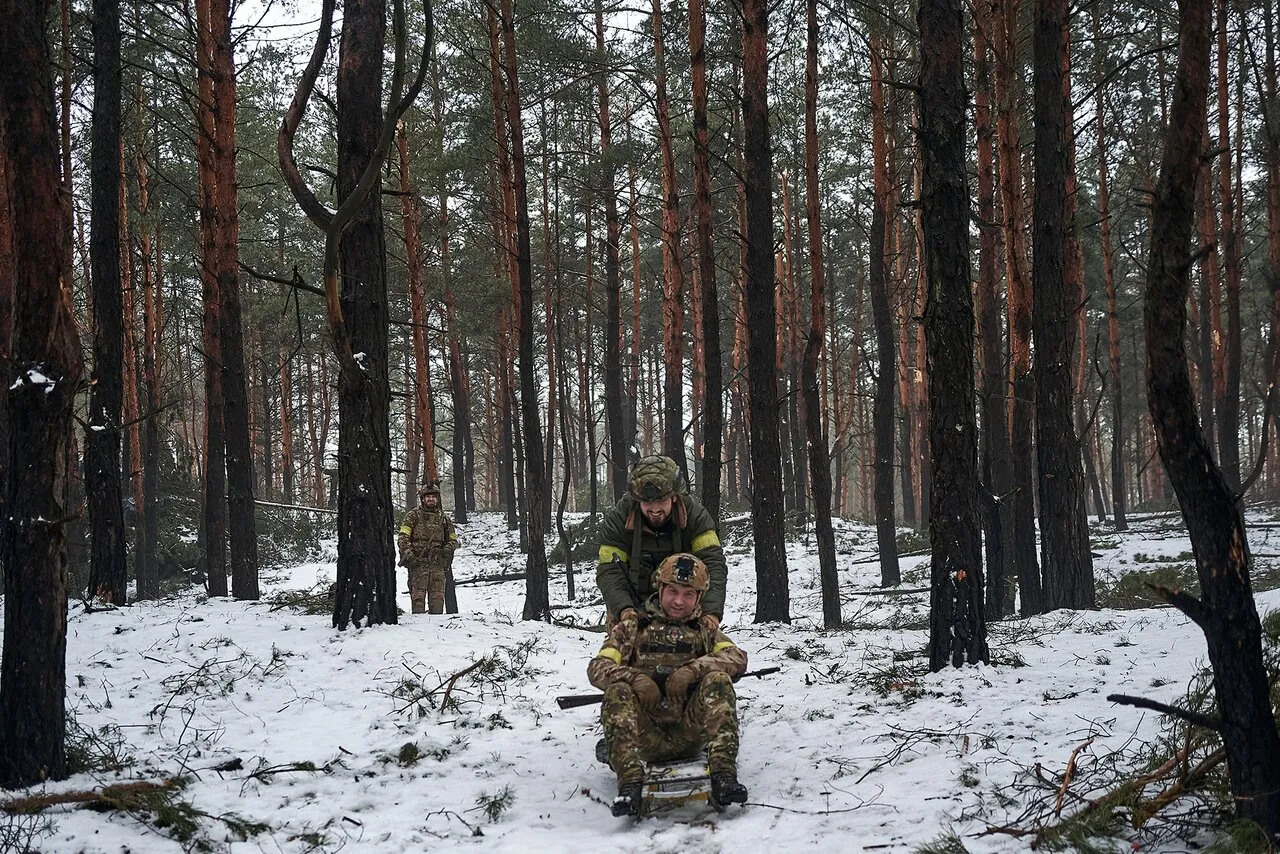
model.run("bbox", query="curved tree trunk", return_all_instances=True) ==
[1142,0,1280,832]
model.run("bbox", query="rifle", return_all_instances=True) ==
[555,666,781,710]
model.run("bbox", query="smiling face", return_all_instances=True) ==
[659,583,701,620]
[421,492,440,508]
[639,495,675,528]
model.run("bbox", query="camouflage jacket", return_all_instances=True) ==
[587,596,746,691]
[595,492,728,619]
[397,505,458,566]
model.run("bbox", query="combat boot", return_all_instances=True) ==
[710,772,748,805]
[595,737,609,765]
[611,781,643,817]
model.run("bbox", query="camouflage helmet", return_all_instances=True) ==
[628,455,680,502]
[652,553,710,593]
[418,481,442,499]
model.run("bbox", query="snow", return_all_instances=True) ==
[9,509,1280,852]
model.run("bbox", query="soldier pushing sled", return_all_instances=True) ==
[586,552,749,817]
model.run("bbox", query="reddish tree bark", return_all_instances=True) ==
[0,0,83,783]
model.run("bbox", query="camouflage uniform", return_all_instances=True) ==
[587,595,747,784]
[597,456,728,621]
[397,491,458,614]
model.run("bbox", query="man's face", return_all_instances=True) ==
[422,493,439,508]
[639,495,674,528]
[659,583,700,620]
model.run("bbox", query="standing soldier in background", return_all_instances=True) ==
[597,455,728,633]
[397,482,459,614]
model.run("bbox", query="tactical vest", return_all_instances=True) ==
[629,619,713,677]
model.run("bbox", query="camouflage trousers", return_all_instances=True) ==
[408,560,447,614]
[601,671,739,784]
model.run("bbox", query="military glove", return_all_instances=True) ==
[622,671,663,715]
[397,553,410,568]
[701,613,721,632]
[663,664,701,713]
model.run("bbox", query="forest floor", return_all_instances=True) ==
[8,505,1280,853]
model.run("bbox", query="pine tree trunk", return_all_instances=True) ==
[1142,0,1280,830]
[137,116,160,599]
[211,0,258,601]
[690,0,722,520]
[994,0,1041,613]
[870,36,901,589]
[1094,4,1127,531]
[196,0,226,598]
[1216,0,1241,491]
[974,7,1015,617]
[918,0,986,670]
[651,0,686,473]
[742,0,790,623]
[1033,0,1093,609]
[802,0,839,626]
[596,0,627,502]
[0,0,83,783]
[398,122,437,486]
[85,0,128,604]
[498,0,550,620]
[331,0,396,627]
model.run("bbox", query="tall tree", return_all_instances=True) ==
[85,0,128,604]
[206,0,259,600]
[651,0,687,473]
[869,35,901,590]
[1032,0,1093,609]
[974,4,1015,616]
[918,0,986,669]
[802,0,839,627]
[1134,0,1280,832]
[1093,5,1127,532]
[595,0,627,502]
[278,0,428,627]
[993,0,1042,614]
[690,0,723,520]
[0,0,83,784]
[498,0,549,622]
[742,0,789,623]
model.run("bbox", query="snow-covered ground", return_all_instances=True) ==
[12,508,1280,852]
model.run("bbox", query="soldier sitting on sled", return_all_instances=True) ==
[586,552,749,817]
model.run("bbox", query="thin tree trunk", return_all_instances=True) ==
[196,0,226,597]
[651,0,686,472]
[974,5,1015,618]
[596,0,627,502]
[1216,0,1241,491]
[85,0,128,604]
[742,0,789,623]
[690,0,722,520]
[1094,5,1127,531]
[210,0,258,601]
[498,0,549,621]
[802,0,839,626]
[398,122,437,485]
[994,0,1042,613]
[870,36,901,589]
